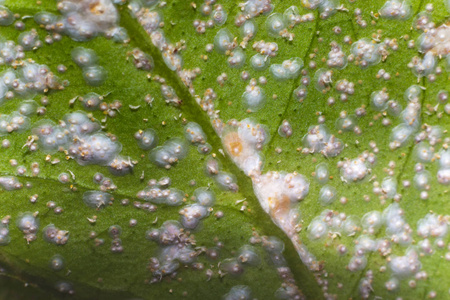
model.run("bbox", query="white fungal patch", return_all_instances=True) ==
[253,171,308,237]
[221,119,268,176]
[379,0,411,20]
[53,0,125,42]
[339,154,371,183]
[69,133,121,166]
[418,23,450,57]
[417,214,448,238]
[388,248,421,278]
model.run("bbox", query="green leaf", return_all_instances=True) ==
[0,0,449,299]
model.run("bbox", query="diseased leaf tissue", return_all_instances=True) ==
[0,0,449,299]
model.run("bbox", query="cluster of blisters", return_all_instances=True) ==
[257,236,306,297]
[223,285,251,300]
[242,78,265,111]
[184,122,212,154]
[149,138,188,169]
[35,0,127,42]
[18,29,42,50]
[136,179,184,206]
[213,28,234,55]
[379,0,411,20]
[16,212,39,243]
[282,5,315,29]
[82,191,114,209]
[408,52,435,78]
[146,221,199,282]
[128,48,154,71]
[338,151,376,183]
[350,38,382,68]
[371,89,390,111]
[71,47,107,86]
[417,23,450,57]
[221,119,269,176]
[252,40,278,58]
[0,223,10,245]
[194,2,227,34]
[33,111,123,169]
[43,224,69,245]
[0,176,22,191]
[324,43,347,72]
[204,156,239,192]
[253,171,308,238]
[0,46,63,105]
[301,0,338,19]
[335,79,355,101]
[220,244,260,276]
[307,210,360,241]
[270,57,303,81]
[135,128,158,150]
[93,173,118,191]
[302,124,343,157]
[358,270,374,299]
[265,12,293,40]
[437,149,450,185]
[108,224,123,253]
[417,213,448,238]
[179,188,215,229]
[390,85,422,149]
[0,5,14,26]
[278,119,292,138]
[239,0,273,19]
[313,68,333,92]
[160,84,182,106]
[132,3,184,72]
[0,111,30,136]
